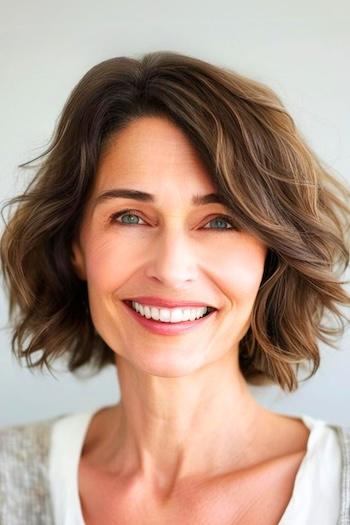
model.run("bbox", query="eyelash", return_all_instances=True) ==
[108,208,237,231]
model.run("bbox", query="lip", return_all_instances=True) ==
[123,296,217,309]
[122,300,217,335]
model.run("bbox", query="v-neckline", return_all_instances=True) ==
[69,410,320,525]
[49,407,326,525]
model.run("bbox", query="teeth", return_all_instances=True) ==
[131,301,209,323]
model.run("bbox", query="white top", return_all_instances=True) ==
[49,409,341,525]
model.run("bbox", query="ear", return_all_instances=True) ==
[71,239,87,281]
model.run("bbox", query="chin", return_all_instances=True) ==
[128,350,206,378]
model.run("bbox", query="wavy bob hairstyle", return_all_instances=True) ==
[1,51,350,392]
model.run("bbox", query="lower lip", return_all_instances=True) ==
[122,301,217,335]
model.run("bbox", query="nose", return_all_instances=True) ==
[144,226,199,288]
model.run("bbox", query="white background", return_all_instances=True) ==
[0,0,349,426]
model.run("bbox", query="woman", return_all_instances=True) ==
[1,51,350,525]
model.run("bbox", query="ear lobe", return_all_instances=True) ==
[71,240,87,281]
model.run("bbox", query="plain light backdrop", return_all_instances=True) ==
[0,0,349,427]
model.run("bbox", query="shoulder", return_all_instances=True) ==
[0,415,57,451]
[0,414,67,525]
[0,413,67,466]
[325,422,350,520]
[326,422,350,451]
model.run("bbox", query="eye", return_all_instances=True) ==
[108,209,237,231]
[202,215,236,230]
[109,209,145,225]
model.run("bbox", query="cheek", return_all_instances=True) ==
[83,236,136,290]
[220,241,266,301]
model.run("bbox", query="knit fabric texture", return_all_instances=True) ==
[0,416,61,525]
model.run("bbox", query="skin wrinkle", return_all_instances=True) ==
[71,116,307,508]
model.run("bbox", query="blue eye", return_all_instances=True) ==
[112,211,144,225]
[203,216,234,230]
[109,209,236,230]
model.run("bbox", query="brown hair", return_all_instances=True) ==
[1,51,349,392]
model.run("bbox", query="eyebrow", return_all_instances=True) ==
[93,188,231,209]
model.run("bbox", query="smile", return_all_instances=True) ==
[122,300,217,335]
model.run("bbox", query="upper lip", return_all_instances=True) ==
[123,296,217,309]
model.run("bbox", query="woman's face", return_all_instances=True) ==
[71,116,267,376]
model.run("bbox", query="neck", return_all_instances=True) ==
[88,350,275,493]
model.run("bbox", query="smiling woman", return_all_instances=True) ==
[0,51,350,525]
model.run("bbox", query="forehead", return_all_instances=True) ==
[95,116,216,195]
